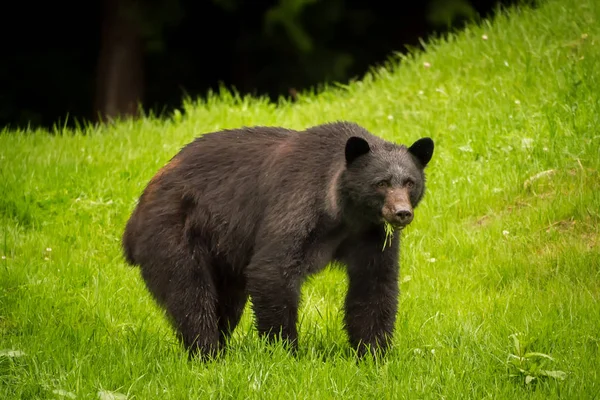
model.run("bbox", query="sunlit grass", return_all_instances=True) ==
[1,0,599,398]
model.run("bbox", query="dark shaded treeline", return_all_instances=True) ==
[1,0,526,130]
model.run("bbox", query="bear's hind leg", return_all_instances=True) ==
[164,252,220,360]
[245,242,303,350]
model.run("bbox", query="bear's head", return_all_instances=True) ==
[341,135,434,229]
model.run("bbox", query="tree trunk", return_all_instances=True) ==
[94,0,144,123]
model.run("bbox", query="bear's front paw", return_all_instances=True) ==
[353,337,392,359]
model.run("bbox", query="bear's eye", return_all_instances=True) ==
[405,179,415,189]
[376,180,389,188]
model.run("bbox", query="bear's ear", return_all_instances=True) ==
[345,136,371,165]
[408,137,434,168]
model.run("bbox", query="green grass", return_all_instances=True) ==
[2,0,600,397]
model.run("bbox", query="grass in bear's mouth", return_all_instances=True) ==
[1,0,600,398]
[382,221,395,250]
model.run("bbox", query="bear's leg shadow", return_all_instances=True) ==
[245,241,304,350]
[338,231,400,358]
[213,268,248,348]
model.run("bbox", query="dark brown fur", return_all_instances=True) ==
[122,121,434,359]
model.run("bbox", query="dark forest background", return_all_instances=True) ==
[1,0,527,130]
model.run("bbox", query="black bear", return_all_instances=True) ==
[122,121,434,359]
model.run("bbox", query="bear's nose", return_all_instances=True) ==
[395,209,413,224]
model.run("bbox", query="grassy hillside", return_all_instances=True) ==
[1,0,599,398]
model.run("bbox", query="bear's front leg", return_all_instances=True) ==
[340,230,400,358]
[245,241,304,351]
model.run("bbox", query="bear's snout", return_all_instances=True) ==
[382,188,414,227]
[383,203,413,227]
[394,207,413,225]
